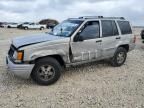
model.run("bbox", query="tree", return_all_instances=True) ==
[39,19,59,28]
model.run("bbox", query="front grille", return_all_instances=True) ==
[8,45,16,57]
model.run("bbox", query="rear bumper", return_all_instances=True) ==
[6,56,34,79]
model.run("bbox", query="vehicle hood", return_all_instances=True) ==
[12,33,66,48]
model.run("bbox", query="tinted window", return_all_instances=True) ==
[79,21,100,40]
[117,21,132,35]
[30,23,34,25]
[102,20,119,37]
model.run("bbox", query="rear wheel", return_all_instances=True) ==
[24,27,28,30]
[111,47,127,67]
[7,26,11,28]
[31,57,62,85]
[40,27,44,30]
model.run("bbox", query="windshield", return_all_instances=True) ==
[50,20,83,37]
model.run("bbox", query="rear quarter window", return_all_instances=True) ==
[117,21,132,35]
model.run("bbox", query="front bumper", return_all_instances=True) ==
[6,56,34,79]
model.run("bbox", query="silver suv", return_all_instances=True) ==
[6,16,135,85]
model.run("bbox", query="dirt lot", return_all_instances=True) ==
[0,28,144,108]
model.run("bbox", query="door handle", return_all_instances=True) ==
[96,40,102,43]
[116,37,121,39]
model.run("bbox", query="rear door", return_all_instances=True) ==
[101,20,120,58]
[71,21,102,62]
[33,23,37,29]
[35,23,40,29]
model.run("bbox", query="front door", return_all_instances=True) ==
[71,21,102,62]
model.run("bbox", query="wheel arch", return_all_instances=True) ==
[118,44,129,52]
[31,54,66,68]
[24,26,28,28]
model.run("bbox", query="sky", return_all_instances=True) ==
[0,0,144,26]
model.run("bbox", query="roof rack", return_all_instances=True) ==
[68,18,79,20]
[79,16,125,20]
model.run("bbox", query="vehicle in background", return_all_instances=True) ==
[0,22,8,28]
[141,30,144,39]
[22,23,46,30]
[17,22,31,29]
[4,23,19,28]
[6,16,135,85]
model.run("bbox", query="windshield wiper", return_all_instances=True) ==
[60,28,63,33]
[56,34,65,37]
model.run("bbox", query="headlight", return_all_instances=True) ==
[13,51,24,62]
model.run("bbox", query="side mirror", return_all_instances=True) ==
[78,30,82,34]
[74,30,84,42]
[78,35,84,41]
[74,33,84,42]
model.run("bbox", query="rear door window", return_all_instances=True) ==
[101,20,119,37]
[117,21,132,35]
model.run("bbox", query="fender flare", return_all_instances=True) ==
[29,50,68,62]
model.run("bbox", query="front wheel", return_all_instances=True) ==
[111,47,127,67]
[31,57,62,85]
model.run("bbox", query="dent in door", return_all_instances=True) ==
[73,50,99,62]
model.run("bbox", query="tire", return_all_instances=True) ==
[111,47,127,67]
[31,57,62,85]
[142,35,144,40]
[24,27,28,30]
[40,27,44,30]
[141,30,144,39]
[7,26,11,28]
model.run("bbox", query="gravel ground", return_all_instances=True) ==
[0,28,144,108]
